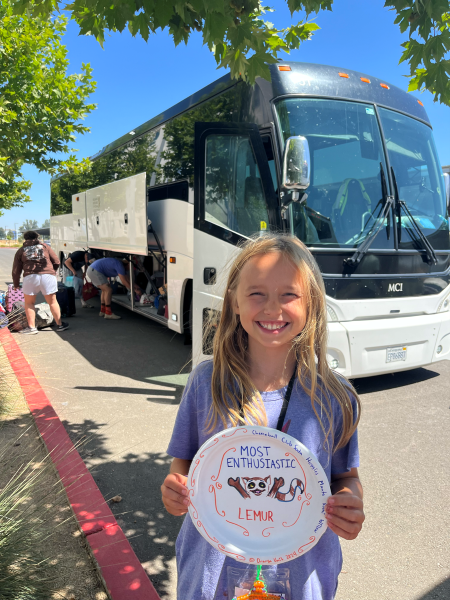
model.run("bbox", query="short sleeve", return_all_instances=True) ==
[167,370,200,460]
[331,390,360,476]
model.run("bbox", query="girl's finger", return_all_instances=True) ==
[326,519,358,541]
[326,505,365,523]
[162,491,190,511]
[162,476,189,497]
[325,512,362,536]
[161,481,190,504]
[327,494,363,510]
[162,485,189,505]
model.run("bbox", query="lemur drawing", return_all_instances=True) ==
[228,475,304,502]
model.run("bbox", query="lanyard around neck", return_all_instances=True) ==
[276,369,297,432]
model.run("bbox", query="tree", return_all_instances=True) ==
[0,227,6,239]
[386,0,450,105]
[41,218,50,228]
[19,219,39,232]
[0,1,96,214]
[50,131,159,214]
[11,1,450,105]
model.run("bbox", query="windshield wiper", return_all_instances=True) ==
[391,167,437,265]
[344,163,394,266]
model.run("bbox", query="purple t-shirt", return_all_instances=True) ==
[91,257,126,278]
[167,360,360,600]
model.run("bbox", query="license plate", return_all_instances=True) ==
[386,346,407,363]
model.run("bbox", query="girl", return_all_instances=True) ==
[162,234,364,600]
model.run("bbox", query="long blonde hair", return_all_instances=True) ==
[206,234,360,451]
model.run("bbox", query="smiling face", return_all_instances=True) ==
[233,252,307,352]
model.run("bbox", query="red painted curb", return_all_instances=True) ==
[0,328,161,600]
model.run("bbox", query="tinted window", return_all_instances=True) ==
[205,134,269,237]
[51,88,237,216]
[51,130,160,216]
[379,108,448,250]
[276,98,392,249]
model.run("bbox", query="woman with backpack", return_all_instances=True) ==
[11,231,69,334]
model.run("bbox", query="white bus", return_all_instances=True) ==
[51,61,450,378]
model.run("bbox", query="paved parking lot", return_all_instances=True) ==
[1,247,448,599]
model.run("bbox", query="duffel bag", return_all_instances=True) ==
[82,281,97,301]
[35,303,55,329]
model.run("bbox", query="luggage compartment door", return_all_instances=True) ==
[192,122,279,363]
[86,172,147,255]
[72,191,88,245]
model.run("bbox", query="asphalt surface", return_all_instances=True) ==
[1,247,449,600]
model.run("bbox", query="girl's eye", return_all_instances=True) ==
[249,292,264,297]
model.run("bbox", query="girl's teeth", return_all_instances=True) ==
[260,322,286,330]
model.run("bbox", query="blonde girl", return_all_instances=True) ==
[162,234,364,600]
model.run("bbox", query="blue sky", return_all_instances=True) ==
[4,0,450,230]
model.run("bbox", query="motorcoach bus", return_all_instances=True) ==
[51,61,450,378]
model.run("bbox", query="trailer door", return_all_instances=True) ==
[193,122,279,363]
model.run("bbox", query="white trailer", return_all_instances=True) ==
[51,62,450,377]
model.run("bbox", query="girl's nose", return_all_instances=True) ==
[264,296,282,315]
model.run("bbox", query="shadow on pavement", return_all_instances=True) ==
[50,298,193,384]
[73,385,184,405]
[417,577,450,600]
[63,417,181,600]
[351,367,440,395]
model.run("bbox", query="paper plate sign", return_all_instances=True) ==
[187,426,331,564]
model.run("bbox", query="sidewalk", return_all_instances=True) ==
[8,296,191,599]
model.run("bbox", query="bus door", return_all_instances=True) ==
[193,122,279,362]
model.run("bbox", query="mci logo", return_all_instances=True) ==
[388,282,403,292]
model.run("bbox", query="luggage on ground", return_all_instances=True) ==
[5,284,24,312]
[82,281,97,301]
[56,283,76,318]
[0,303,8,329]
[35,303,55,329]
[8,301,27,331]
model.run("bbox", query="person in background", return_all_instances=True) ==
[12,231,69,334]
[65,249,96,308]
[86,257,142,320]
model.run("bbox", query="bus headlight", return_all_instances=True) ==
[327,305,338,321]
[437,293,450,312]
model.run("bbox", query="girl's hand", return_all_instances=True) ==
[161,472,190,516]
[325,493,365,540]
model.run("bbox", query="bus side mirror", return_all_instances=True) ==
[443,173,450,209]
[281,136,310,204]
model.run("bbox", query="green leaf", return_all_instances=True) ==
[203,11,228,43]
[153,1,175,29]
[202,0,226,15]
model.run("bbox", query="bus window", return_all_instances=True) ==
[204,134,270,237]
[275,98,392,249]
[378,107,448,249]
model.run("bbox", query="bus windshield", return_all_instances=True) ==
[276,98,392,249]
[378,107,448,250]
